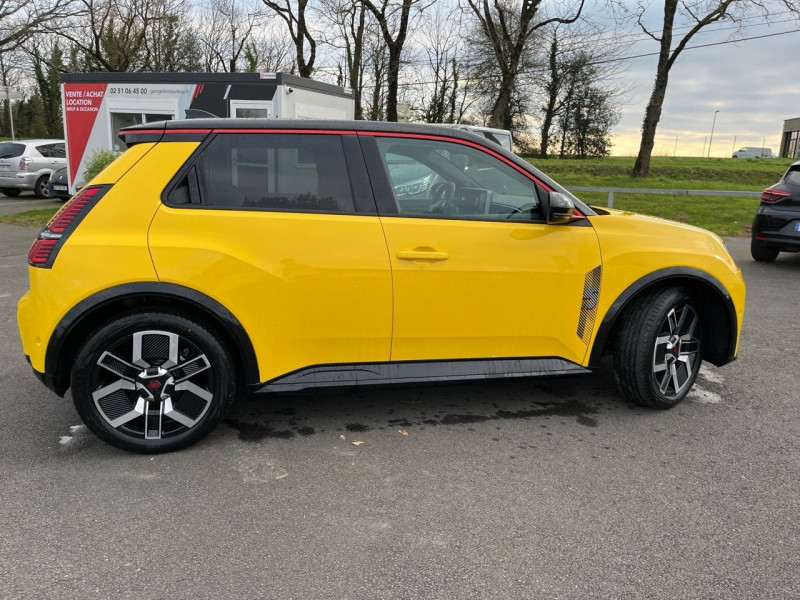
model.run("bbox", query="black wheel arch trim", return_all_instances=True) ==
[44,282,259,395]
[588,267,738,368]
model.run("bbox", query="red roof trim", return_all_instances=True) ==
[357,131,553,192]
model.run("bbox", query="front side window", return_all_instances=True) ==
[193,133,355,213]
[375,137,541,221]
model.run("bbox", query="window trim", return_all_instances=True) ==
[161,132,378,216]
[359,132,551,224]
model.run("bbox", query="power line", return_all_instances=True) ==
[391,26,800,87]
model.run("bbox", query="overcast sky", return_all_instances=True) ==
[597,3,800,157]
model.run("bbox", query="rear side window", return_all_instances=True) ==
[35,143,66,158]
[190,133,355,213]
[785,167,800,186]
[0,143,25,158]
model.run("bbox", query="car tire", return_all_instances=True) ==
[1,188,21,197]
[34,175,51,199]
[613,287,702,409]
[750,239,779,262]
[71,311,237,454]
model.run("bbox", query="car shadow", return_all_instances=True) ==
[222,363,637,444]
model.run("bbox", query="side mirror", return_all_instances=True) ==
[547,191,575,224]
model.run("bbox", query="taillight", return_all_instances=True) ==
[27,185,111,268]
[761,188,791,203]
[27,238,59,265]
[48,187,102,233]
[18,157,33,171]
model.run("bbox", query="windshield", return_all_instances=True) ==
[0,143,24,159]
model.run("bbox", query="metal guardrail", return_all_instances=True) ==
[568,186,762,208]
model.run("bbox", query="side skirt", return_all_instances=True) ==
[254,357,590,394]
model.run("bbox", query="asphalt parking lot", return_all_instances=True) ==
[1,222,798,599]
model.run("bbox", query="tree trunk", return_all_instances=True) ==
[631,68,669,177]
[489,78,513,129]
[631,0,677,177]
[385,45,401,121]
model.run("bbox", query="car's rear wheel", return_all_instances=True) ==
[34,175,51,199]
[613,287,702,409]
[71,311,236,453]
[1,188,21,197]
[750,238,779,262]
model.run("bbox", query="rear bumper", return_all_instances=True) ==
[752,207,800,251]
[25,355,65,396]
[0,172,37,189]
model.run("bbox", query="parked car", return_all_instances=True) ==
[452,124,513,152]
[0,139,66,198]
[732,147,773,159]
[750,160,800,262]
[17,120,746,453]
[47,167,72,201]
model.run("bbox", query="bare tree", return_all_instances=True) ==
[242,26,295,73]
[320,0,368,118]
[414,5,475,123]
[630,0,800,176]
[360,0,429,122]
[0,0,74,56]
[464,0,585,130]
[537,23,628,157]
[52,0,199,71]
[196,0,265,72]
[260,0,317,77]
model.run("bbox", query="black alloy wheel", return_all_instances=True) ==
[34,175,51,199]
[71,311,236,453]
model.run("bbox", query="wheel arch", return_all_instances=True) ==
[589,267,737,369]
[45,283,260,396]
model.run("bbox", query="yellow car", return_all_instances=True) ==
[17,121,746,453]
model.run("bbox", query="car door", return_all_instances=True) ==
[362,133,602,366]
[148,131,393,383]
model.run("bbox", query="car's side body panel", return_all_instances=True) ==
[378,216,602,365]
[17,142,192,372]
[148,207,394,382]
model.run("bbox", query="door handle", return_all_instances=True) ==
[396,250,449,261]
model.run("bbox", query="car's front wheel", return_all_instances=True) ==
[750,238,779,262]
[71,311,236,453]
[613,287,702,409]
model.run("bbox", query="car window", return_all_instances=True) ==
[785,168,800,186]
[375,137,541,221]
[0,142,24,159]
[49,144,66,159]
[194,133,355,213]
[35,144,52,157]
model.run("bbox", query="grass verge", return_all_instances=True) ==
[0,208,58,227]
[579,193,756,237]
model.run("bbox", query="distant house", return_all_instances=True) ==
[781,117,800,158]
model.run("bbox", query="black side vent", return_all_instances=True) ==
[577,266,602,344]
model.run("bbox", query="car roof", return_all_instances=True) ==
[6,139,65,145]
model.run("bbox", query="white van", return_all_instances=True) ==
[732,147,773,158]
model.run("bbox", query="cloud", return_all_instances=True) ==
[611,17,800,157]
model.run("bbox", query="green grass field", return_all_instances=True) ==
[523,155,790,236]
[0,156,790,235]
